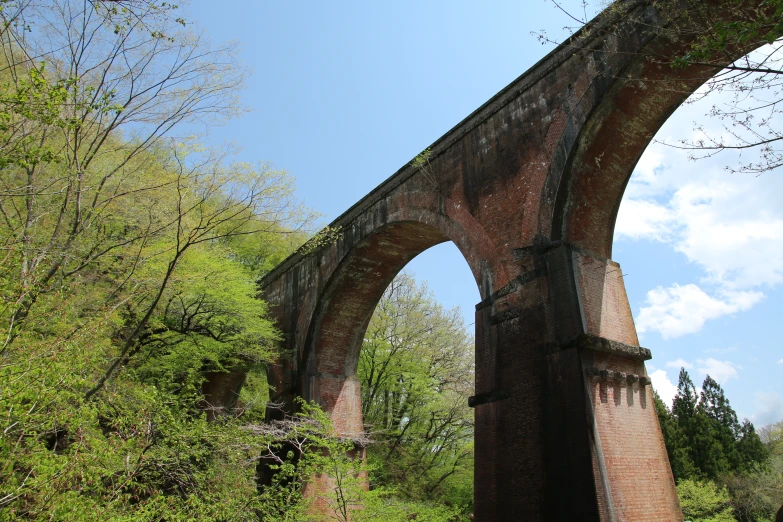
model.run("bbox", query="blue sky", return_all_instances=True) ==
[187,1,782,426]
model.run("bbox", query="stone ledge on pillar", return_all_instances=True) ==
[565,333,651,361]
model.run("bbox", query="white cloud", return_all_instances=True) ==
[752,391,783,426]
[650,369,678,410]
[622,146,678,199]
[635,283,763,339]
[617,92,783,338]
[619,174,783,292]
[778,359,783,365]
[666,358,693,370]
[614,199,675,241]
[695,358,740,385]
[671,181,783,289]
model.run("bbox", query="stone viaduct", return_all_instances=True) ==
[203,1,762,520]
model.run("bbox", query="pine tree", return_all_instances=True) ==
[696,376,742,478]
[669,368,700,479]
[662,369,769,482]
[655,389,694,481]
[736,420,768,474]
[673,368,699,421]
[700,376,741,437]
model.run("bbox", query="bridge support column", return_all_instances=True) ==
[301,374,369,516]
[473,243,680,521]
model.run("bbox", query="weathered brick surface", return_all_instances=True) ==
[586,351,680,521]
[198,1,767,519]
[573,250,639,346]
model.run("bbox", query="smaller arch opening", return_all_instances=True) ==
[302,221,450,435]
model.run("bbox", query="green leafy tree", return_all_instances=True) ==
[0,0,251,352]
[359,272,474,515]
[678,479,737,522]
[724,421,783,522]
[760,421,783,458]
[0,1,324,518]
[722,459,783,522]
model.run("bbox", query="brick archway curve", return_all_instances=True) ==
[275,201,508,436]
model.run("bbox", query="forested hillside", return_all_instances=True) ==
[0,0,319,518]
[0,1,472,520]
[655,371,783,521]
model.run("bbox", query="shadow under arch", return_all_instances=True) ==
[299,216,486,437]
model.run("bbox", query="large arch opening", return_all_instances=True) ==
[288,216,484,516]
[545,27,780,417]
[358,248,478,512]
[604,41,783,519]
[543,7,774,260]
[301,218,484,437]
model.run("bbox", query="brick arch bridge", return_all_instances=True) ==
[203,1,762,520]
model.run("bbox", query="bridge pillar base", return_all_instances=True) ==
[473,244,680,521]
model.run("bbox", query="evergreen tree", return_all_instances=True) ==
[736,420,769,474]
[673,368,700,421]
[696,376,742,479]
[660,369,769,483]
[655,389,677,463]
[656,389,697,481]
[671,368,702,479]
[700,376,741,437]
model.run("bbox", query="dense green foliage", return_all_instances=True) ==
[655,369,782,522]
[359,273,474,518]
[0,0,334,519]
[0,2,472,519]
[678,479,737,522]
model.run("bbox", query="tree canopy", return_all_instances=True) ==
[359,272,475,515]
[655,368,781,521]
[0,1,324,518]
